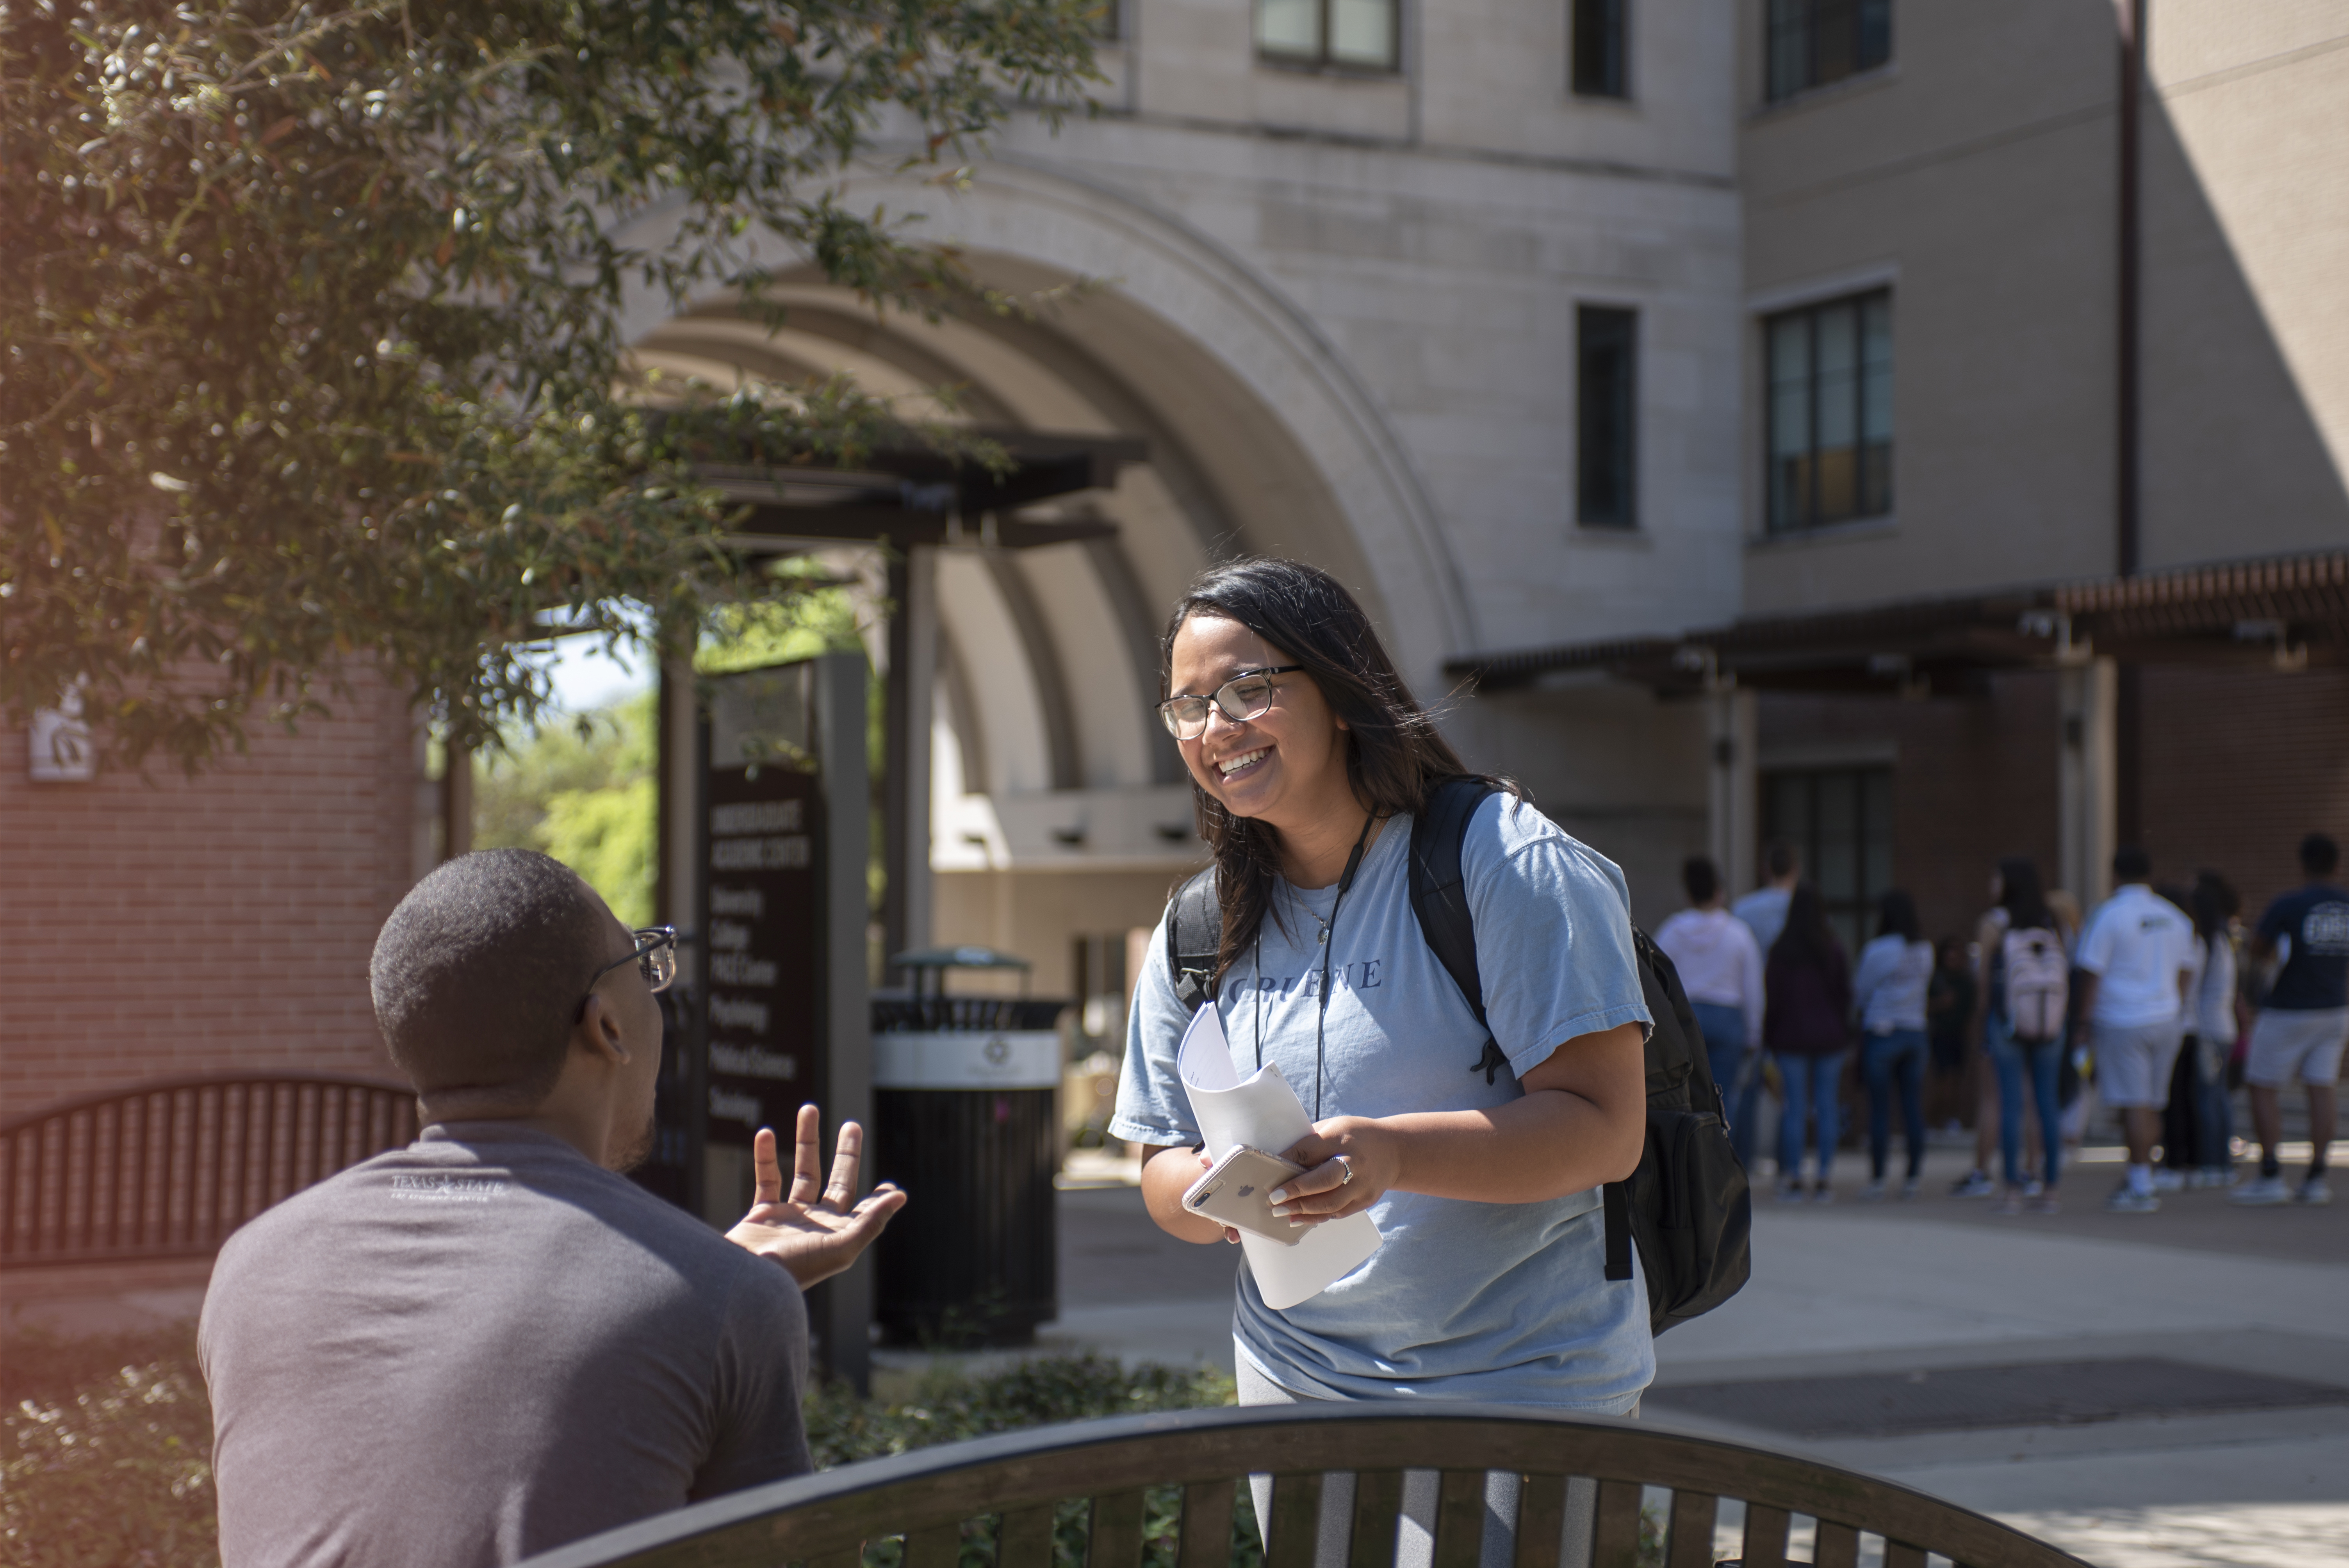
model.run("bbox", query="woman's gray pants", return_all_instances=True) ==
[1233,1356,1634,1568]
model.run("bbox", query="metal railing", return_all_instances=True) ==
[520,1405,2088,1568]
[0,1073,416,1265]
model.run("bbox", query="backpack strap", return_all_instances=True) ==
[1407,776,1507,1081]
[1166,866,1222,1015]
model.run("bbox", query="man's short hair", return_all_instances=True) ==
[1682,856,1720,905]
[2303,833,2341,877]
[371,850,614,1104]
[1763,837,1800,880]
[2112,844,2152,882]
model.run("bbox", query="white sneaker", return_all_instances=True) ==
[2106,1185,2160,1213]
[2150,1168,2186,1193]
[2297,1178,2333,1207]
[1951,1171,1997,1198]
[1811,1183,1836,1206]
[1861,1180,1887,1202]
[2230,1176,2293,1206]
[1901,1176,1922,1201]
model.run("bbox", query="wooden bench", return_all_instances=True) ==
[520,1404,2087,1568]
[0,1073,415,1265]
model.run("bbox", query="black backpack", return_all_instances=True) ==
[1166,775,1751,1336]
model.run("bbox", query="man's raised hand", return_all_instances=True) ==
[725,1104,907,1288]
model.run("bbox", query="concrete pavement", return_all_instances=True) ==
[1037,1147,2349,1568]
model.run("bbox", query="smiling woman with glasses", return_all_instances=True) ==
[1107,558,1656,1561]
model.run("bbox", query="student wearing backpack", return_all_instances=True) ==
[1108,562,1656,1559]
[1973,857,2070,1215]
[2074,846,2196,1212]
[1762,884,1852,1202]
[1852,889,1933,1201]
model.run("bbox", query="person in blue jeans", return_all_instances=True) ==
[1655,856,1765,1169]
[1852,889,1934,1200]
[1973,856,2069,1215]
[1763,882,1852,1201]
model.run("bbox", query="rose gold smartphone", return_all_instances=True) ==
[1182,1146,1308,1245]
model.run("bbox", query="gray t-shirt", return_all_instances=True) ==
[200,1123,810,1568]
[1110,794,1655,1411]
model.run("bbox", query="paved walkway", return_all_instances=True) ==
[1038,1147,2349,1568]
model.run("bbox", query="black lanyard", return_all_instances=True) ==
[1252,811,1377,1119]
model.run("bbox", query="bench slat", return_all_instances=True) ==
[1267,1473,1324,1568]
[1181,1482,1234,1568]
[1739,1503,1791,1568]
[1089,1488,1145,1568]
[1814,1520,1859,1568]
[905,1523,961,1568]
[810,1548,863,1568]
[1665,1491,1714,1568]
[1000,1503,1056,1568]
[1590,1480,1643,1568]
[1350,1470,1402,1568]
[1513,1472,1565,1568]
[1431,1470,1483,1568]
[1883,1543,1928,1568]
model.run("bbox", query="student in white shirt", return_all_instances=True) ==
[2075,846,2196,1213]
[1656,857,1765,1169]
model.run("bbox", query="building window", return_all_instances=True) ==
[1766,0,1891,102]
[1572,0,1628,97]
[1763,765,1893,960]
[1765,288,1892,533]
[1577,306,1638,529]
[1257,0,1399,71]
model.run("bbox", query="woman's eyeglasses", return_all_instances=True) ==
[1156,666,1302,740]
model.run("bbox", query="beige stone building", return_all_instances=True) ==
[634,0,2349,1014]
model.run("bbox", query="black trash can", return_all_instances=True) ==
[871,948,1067,1347]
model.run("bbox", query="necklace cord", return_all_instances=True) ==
[1311,811,1378,1120]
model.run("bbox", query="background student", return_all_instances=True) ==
[1763,883,1851,1203]
[1657,856,1765,1169]
[1852,889,1934,1200]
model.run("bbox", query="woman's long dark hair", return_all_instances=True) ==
[1770,882,1843,967]
[2190,870,2240,944]
[1876,888,1921,943]
[1995,855,2053,932]
[1162,559,1476,985]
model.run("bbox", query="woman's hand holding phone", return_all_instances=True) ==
[1273,1116,1397,1226]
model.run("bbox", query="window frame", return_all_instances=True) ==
[1576,304,1640,531]
[1764,0,1892,104]
[1763,287,1893,535]
[1255,0,1403,74]
[1761,764,1895,962]
[1571,0,1629,100]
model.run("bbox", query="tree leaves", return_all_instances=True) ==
[0,0,1100,769]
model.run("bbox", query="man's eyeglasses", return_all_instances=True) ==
[1157,666,1303,740]
[579,927,678,1018]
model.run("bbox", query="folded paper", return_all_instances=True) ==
[1177,1003,1383,1309]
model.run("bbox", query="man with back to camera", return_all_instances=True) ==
[2232,832,2349,1207]
[2075,845,2196,1213]
[1733,838,1802,955]
[199,849,907,1568]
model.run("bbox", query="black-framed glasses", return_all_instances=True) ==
[1157,665,1303,740]
[579,927,678,1016]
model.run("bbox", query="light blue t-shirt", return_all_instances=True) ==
[1109,793,1655,1411]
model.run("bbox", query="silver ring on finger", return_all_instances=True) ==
[1335,1154,1355,1187]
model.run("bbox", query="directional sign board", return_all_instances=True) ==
[702,663,827,1146]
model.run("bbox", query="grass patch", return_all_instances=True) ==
[3,1331,1246,1568]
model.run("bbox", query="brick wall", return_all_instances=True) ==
[0,667,428,1119]
[1762,672,2061,946]
[1759,663,2349,944]
[2137,665,2349,918]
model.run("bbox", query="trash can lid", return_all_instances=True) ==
[892,945,1032,971]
